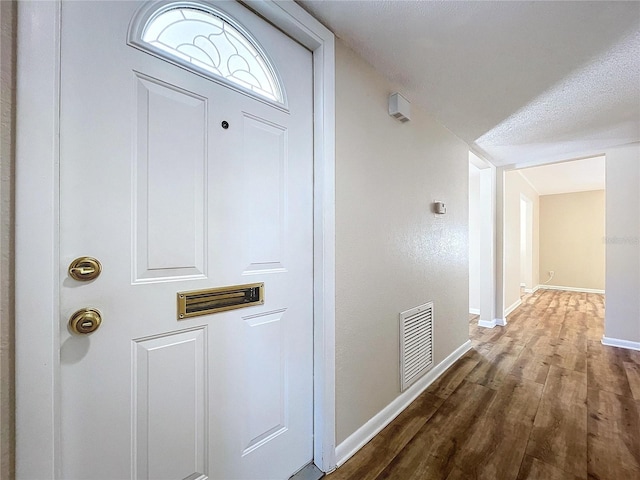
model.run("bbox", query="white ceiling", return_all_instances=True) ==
[298,1,640,168]
[518,156,605,196]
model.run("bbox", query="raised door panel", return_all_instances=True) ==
[133,328,208,479]
[134,74,208,283]
[241,310,288,455]
[240,114,288,275]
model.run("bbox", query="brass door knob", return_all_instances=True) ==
[68,257,102,281]
[68,308,102,335]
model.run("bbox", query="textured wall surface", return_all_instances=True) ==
[0,1,16,478]
[605,144,640,343]
[539,190,605,291]
[335,40,470,444]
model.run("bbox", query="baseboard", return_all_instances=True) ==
[478,319,496,328]
[504,299,522,317]
[531,285,541,294]
[524,288,533,294]
[520,283,526,288]
[601,336,640,352]
[469,308,480,315]
[334,339,473,467]
[478,317,507,328]
[537,285,605,294]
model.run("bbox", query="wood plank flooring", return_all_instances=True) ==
[327,290,640,480]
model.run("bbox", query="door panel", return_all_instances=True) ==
[134,74,208,281]
[242,310,287,454]
[133,328,208,479]
[240,114,288,273]
[59,1,313,478]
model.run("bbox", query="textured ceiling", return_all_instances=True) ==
[298,1,640,168]
[518,156,605,195]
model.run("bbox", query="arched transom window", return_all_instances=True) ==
[133,4,284,103]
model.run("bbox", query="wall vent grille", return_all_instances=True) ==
[400,301,434,392]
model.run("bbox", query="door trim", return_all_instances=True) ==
[15,0,336,477]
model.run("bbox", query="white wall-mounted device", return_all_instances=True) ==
[434,201,446,214]
[389,92,411,123]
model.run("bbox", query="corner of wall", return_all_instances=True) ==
[0,0,17,477]
[604,145,640,344]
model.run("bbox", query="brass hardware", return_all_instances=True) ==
[68,308,102,335]
[177,283,264,319]
[68,256,102,281]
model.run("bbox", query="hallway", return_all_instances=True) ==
[327,290,640,479]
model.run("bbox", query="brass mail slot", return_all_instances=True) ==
[177,283,264,319]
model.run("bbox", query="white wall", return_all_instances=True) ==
[469,164,481,313]
[503,171,539,313]
[335,40,470,444]
[520,199,527,285]
[604,144,640,345]
[520,197,533,288]
[481,165,499,325]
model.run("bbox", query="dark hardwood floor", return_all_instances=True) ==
[327,290,640,480]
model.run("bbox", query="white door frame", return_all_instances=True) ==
[469,151,500,328]
[520,193,534,292]
[14,0,336,477]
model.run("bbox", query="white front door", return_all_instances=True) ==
[58,1,313,478]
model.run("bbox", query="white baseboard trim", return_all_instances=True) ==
[478,318,507,328]
[469,308,480,315]
[537,285,605,294]
[601,336,640,352]
[520,283,526,287]
[531,285,541,294]
[504,299,522,317]
[334,339,473,467]
[478,319,496,328]
[524,288,533,294]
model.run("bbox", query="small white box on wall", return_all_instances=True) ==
[389,92,411,122]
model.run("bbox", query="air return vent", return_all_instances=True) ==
[400,301,434,392]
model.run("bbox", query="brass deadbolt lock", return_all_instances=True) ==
[68,256,102,281]
[68,308,102,335]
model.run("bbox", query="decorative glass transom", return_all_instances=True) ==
[140,6,283,103]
